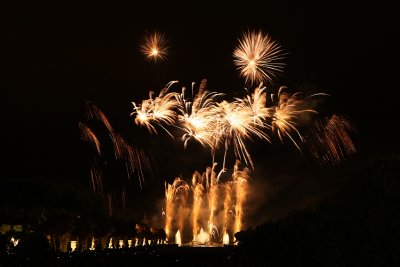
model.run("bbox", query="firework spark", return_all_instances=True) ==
[140,31,169,62]
[233,30,285,85]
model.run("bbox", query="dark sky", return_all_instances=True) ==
[2,2,397,223]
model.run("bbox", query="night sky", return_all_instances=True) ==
[2,2,396,224]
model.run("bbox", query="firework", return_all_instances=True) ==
[269,86,320,150]
[79,122,102,155]
[305,114,356,164]
[210,96,270,169]
[126,28,357,247]
[233,30,285,85]
[177,80,224,149]
[80,102,152,217]
[140,31,169,62]
[131,81,179,137]
[89,160,103,192]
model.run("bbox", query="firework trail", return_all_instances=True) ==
[140,31,169,62]
[79,122,101,155]
[233,30,285,85]
[80,102,152,216]
[89,160,104,192]
[85,101,151,187]
[305,114,356,164]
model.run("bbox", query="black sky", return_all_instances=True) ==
[2,2,397,222]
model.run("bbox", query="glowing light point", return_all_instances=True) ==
[70,241,77,252]
[175,230,182,246]
[223,232,230,245]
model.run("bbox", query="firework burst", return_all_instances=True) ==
[268,86,320,150]
[140,31,169,62]
[131,81,180,137]
[233,30,285,85]
[177,80,224,149]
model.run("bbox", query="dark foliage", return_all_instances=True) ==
[234,154,400,266]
